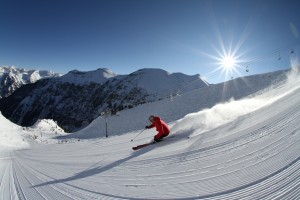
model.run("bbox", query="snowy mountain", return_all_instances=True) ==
[59,68,117,84]
[0,66,61,98]
[0,63,299,199]
[120,68,207,95]
[0,68,208,132]
[68,68,290,139]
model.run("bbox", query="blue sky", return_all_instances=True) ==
[0,0,299,83]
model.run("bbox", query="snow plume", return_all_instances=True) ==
[276,55,300,100]
[171,97,270,137]
[172,59,300,138]
[287,55,300,83]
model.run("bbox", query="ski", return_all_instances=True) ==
[132,142,155,150]
[132,135,189,150]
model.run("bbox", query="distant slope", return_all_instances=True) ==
[69,69,290,139]
[121,68,208,97]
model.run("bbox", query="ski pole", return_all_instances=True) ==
[131,128,146,142]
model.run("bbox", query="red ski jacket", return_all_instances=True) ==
[148,116,170,139]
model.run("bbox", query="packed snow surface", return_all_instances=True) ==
[1,65,300,199]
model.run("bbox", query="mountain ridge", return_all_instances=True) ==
[0,66,61,98]
[0,67,208,131]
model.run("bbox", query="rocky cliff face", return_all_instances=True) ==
[0,66,60,98]
[0,68,208,132]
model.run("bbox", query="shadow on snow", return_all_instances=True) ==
[32,145,155,188]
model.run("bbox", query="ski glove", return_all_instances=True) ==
[145,126,150,129]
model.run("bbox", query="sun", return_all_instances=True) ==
[221,54,236,70]
[200,48,244,82]
[215,52,240,78]
[214,49,244,80]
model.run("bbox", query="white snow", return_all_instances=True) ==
[0,112,29,150]
[0,60,300,199]
[25,119,66,144]
[172,67,300,139]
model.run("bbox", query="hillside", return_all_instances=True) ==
[68,69,288,139]
[0,68,208,131]
[0,65,299,199]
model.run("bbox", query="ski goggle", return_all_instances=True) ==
[149,116,155,121]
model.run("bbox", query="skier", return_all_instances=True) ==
[145,115,170,142]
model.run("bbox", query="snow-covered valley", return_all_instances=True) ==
[1,64,300,199]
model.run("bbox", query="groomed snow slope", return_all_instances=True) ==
[0,112,30,200]
[1,67,300,199]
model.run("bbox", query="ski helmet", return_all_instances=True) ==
[149,115,155,121]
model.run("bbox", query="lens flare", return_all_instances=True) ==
[222,54,236,70]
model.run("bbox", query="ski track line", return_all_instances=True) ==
[203,155,300,200]
[132,105,300,166]
[169,135,298,198]
[116,105,300,176]
[23,166,102,200]
[117,154,300,200]
[254,164,300,200]
[103,125,292,178]
[72,121,297,199]
[94,99,300,198]
[16,157,90,200]
[183,144,300,197]
[0,159,9,188]
[117,137,299,188]
[19,160,137,200]
[7,84,300,199]
[150,138,298,189]
[0,150,19,200]
[13,166,28,200]
[99,104,296,199]
[12,128,300,198]
[122,129,283,173]
[13,159,48,200]
[0,159,11,200]
[113,127,299,183]
[14,153,115,200]
[13,157,75,200]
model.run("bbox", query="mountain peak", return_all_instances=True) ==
[59,68,117,85]
[126,68,208,94]
[0,66,60,98]
[131,68,170,75]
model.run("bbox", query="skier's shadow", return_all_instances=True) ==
[33,145,154,188]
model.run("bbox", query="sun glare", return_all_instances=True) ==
[222,55,236,70]
[205,49,245,82]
